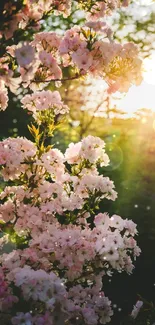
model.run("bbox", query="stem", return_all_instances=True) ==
[79,100,103,139]
[33,74,84,83]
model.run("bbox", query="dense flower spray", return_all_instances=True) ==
[0,1,141,324]
[0,0,143,111]
[0,0,130,40]
[0,89,140,324]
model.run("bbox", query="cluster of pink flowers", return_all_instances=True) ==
[29,213,140,279]
[8,269,113,324]
[0,56,21,110]
[81,0,130,20]
[0,21,142,111]
[0,93,140,323]
[65,135,110,165]
[0,207,140,324]
[0,137,37,180]
[0,0,130,41]
[0,0,72,41]
[21,90,69,122]
[0,267,18,313]
[0,132,117,226]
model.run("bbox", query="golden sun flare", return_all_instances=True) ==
[143,55,155,86]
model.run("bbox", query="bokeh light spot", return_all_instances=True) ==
[105,143,123,171]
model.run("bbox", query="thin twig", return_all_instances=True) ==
[34,74,83,83]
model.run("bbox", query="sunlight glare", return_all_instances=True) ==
[85,53,155,117]
[143,55,155,86]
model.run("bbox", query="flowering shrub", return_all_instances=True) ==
[0,88,141,324]
[0,0,143,111]
[0,1,142,324]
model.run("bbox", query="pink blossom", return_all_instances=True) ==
[72,48,93,71]
[65,142,81,164]
[15,43,35,67]
[0,83,8,111]
[110,214,125,231]
[94,213,110,229]
[11,312,33,325]
[131,300,143,319]
[33,32,61,51]
[21,90,69,122]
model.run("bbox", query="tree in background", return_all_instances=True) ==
[112,0,155,58]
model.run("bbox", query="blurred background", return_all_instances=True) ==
[0,0,155,323]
